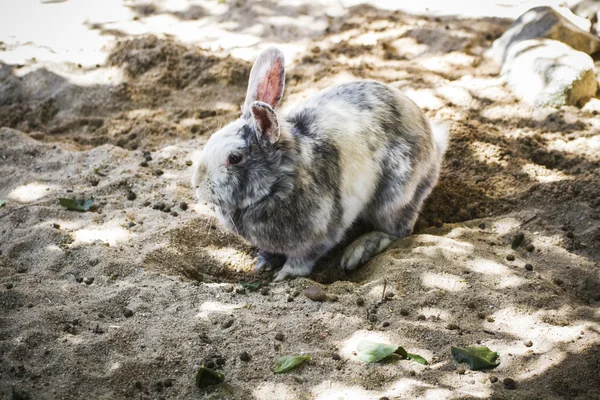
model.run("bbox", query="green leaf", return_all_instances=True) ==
[407,353,428,365]
[0,200,5,209]
[58,198,94,212]
[357,340,400,363]
[511,232,524,250]
[240,281,261,291]
[195,366,224,388]
[274,355,311,373]
[94,168,107,177]
[451,346,499,370]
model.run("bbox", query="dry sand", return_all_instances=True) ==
[1,1,600,399]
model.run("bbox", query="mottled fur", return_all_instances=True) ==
[192,47,448,280]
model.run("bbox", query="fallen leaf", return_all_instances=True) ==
[274,355,311,373]
[357,340,403,363]
[451,346,499,370]
[407,353,428,365]
[58,198,94,212]
[195,366,224,388]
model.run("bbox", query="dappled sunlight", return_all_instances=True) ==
[489,306,594,353]
[491,217,521,235]
[466,258,510,275]
[411,234,473,257]
[470,140,509,167]
[521,162,572,183]
[73,225,131,246]
[253,382,295,400]
[204,247,255,272]
[421,272,467,292]
[8,182,60,203]
[196,301,243,319]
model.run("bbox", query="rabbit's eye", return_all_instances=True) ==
[228,152,243,165]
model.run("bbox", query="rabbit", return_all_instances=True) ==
[192,47,448,281]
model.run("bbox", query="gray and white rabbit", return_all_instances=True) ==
[192,47,448,281]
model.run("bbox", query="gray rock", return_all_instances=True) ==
[502,39,598,107]
[488,6,600,64]
[571,0,600,20]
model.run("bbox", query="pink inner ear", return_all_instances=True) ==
[256,58,283,108]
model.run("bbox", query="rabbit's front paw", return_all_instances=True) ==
[254,250,286,272]
[273,257,315,281]
[341,231,393,271]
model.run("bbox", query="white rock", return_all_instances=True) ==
[487,6,600,64]
[501,39,598,107]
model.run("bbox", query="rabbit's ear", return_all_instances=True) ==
[251,101,279,144]
[243,47,285,117]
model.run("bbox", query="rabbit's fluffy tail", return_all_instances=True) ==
[431,122,449,156]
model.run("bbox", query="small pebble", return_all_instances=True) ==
[75,277,83,283]
[446,323,459,330]
[84,277,94,285]
[489,375,498,383]
[467,301,476,309]
[506,254,515,261]
[123,309,134,318]
[385,292,395,299]
[163,207,171,213]
[526,244,535,252]
[163,378,173,388]
[223,285,234,293]
[170,211,178,217]
[566,231,575,239]
[205,360,215,369]
[180,202,188,211]
[503,377,516,390]
[356,297,365,306]
[185,160,193,166]
[487,317,495,323]
[275,333,285,341]
[128,222,136,228]
[524,340,533,347]
[90,179,99,186]
[477,312,486,319]
[456,366,466,375]
[417,314,426,321]
[143,201,151,207]
[332,353,341,360]
[554,278,564,286]
[240,351,251,362]
[215,358,225,366]
[382,321,390,328]
[235,287,246,294]
[5,283,14,289]
[525,263,533,271]
[478,222,486,229]
[400,308,409,316]
[153,202,166,211]
[287,296,294,302]
[260,288,269,296]
[379,397,390,400]
[304,285,328,302]
[140,161,149,167]
[154,169,164,176]
[145,155,152,162]
[239,351,251,362]
[127,191,137,201]
[52,223,60,229]
[221,319,234,329]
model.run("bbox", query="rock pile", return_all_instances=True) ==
[488,6,600,107]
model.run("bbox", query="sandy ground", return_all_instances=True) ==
[1,1,600,399]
